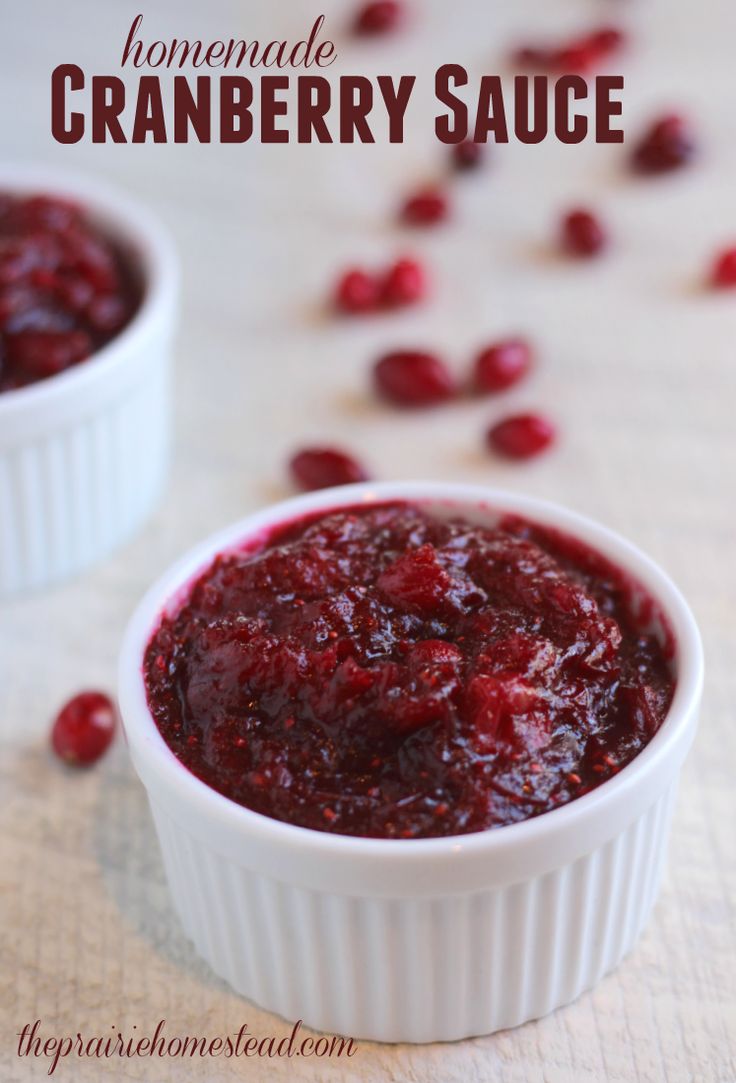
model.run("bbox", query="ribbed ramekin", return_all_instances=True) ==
[119,482,703,1043]
[0,165,177,598]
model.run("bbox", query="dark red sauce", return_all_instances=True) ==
[144,502,675,839]
[0,193,141,392]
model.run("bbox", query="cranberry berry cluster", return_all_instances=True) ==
[289,3,735,493]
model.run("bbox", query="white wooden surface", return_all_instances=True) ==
[1,1,735,1080]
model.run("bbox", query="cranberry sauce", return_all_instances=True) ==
[0,193,141,392]
[144,502,675,839]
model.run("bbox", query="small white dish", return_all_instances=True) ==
[119,482,703,1043]
[0,164,178,597]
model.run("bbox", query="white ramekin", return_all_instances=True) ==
[0,165,178,598]
[119,482,703,1043]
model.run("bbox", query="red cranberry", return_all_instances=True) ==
[514,25,624,72]
[473,339,533,394]
[487,413,556,459]
[589,26,625,54]
[632,115,695,174]
[374,350,456,407]
[380,257,427,307]
[452,140,485,171]
[51,691,117,766]
[289,447,370,491]
[555,40,600,73]
[354,0,403,35]
[400,189,449,227]
[335,268,380,314]
[710,248,736,288]
[561,208,608,258]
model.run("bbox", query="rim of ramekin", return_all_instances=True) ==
[119,482,704,873]
[0,162,177,425]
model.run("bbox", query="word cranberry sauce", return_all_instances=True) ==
[144,502,674,840]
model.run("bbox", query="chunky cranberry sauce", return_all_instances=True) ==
[0,193,140,392]
[144,503,675,839]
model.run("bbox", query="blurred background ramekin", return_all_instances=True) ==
[0,164,178,598]
[118,481,704,1043]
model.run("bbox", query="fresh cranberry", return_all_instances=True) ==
[513,25,625,72]
[487,413,556,459]
[374,350,456,407]
[561,208,608,258]
[555,40,600,73]
[452,140,485,171]
[631,115,695,174]
[400,189,449,227]
[589,26,625,53]
[51,691,117,766]
[354,0,403,35]
[335,268,380,314]
[380,257,427,307]
[473,339,532,394]
[710,248,736,288]
[289,447,370,491]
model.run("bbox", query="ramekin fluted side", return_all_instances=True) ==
[147,782,677,1043]
[0,165,178,598]
[120,482,703,1043]
[0,350,170,596]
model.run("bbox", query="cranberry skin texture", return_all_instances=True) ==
[51,691,116,766]
[290,447,370,491]
[488,414,556,460]
[711,248,736,288]
[632,115,695,174]
[374,351,456,407]
[562,209,608,258]
[335,268,380,314]
[453,140,485,171]
[380,258,427,307]
[473,339,532,394]
[400,189,449,227]
[354,0,402,35]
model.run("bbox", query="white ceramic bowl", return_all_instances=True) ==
[0,165,178,597]
[119,482,703,1043]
